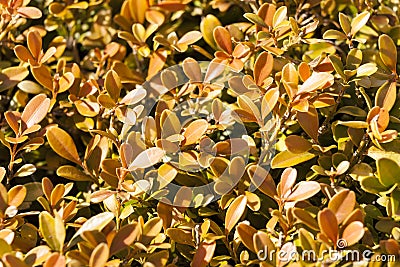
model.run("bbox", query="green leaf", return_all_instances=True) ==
[351,11,370,36]
[323,29,347,40]
[39,211,65,251]
[244,13,267,28]
[356,63,377,77]
[271,150,316,169]
[56,165,93,182]
[200,15,221,50]
[379,34,397,72]
[377,158,400,187]
[375,81,396,112]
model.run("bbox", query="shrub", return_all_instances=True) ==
[0,0,400,266]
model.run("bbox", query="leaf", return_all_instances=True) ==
[375,81,396,112]
[110,223,139,255]
[14,45,34,63]
[27,31,42,60]
[68,212,114,248]
[244,13,267,27]
[2,254,29,267]
[278,167,297,198]
[318,208,338,245]
[297,105,319,141]
[377,158,400,187]
[379,34,397,72]
[14,164,36,177]
[271,150,316,169]
[183,119,208,146]
[247,165,277,199]
[339,13,351,35]
[128,147,165,170]
[17,6,42,19]
[213,26,232,54]
[166,228,195,246]
[47,127,81,165]
[323,29,347,40]
[31,64,53,90]
[293,208,319,231]
[120,88,146,105]
[225,195,247,233]
[21,94,50,129]
[261,87,279,119]
[8,185,26,207]
[254,52,273,86]
[0,66,30,92]
[39,211,65,251]
[89,243,109,267]
[142,217,163,244]
[285,135,312,154]
[356,63,377,77]
[105,70,122,102]
[43,253,65,267]
[191,241,216,267]
[56,165,93,182]
[328,190,356,224]
[237,223,257,252]
[272,6,287,28]
[351,11,370,36]
[298,72,333,94]
[200,15,221,50]
[341,221,365,246]
[286,181,320,202]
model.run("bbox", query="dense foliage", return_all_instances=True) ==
[1,0,400,266]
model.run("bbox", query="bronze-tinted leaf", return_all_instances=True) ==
[328,190,355,224]
[21,94,50,129]
[43,253,66,267]
[286,181,320,202]
[47,127,81,165]
[31,64,53,90]
[341,221,365,247]
[17,6,42,19]
[375,81,396,112]
[89,243,109,267]
[191,241,216,267]
[56,165,93,182]
[225,195,247,233]
[142,217,163,244]
[254,52,273,86]
[285,135,312,154]
[105,70,122,102]
[236,222,257,252]
[110,223,139,255]
[14,45,34,63]
[248,165,277,199]
[27,31,42,60]
[278,167,297,198]
[297,105,319,141]
[213,26,232,54]
[128,147,165,170]
[318,208,338,245]
[8,185,26,207]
